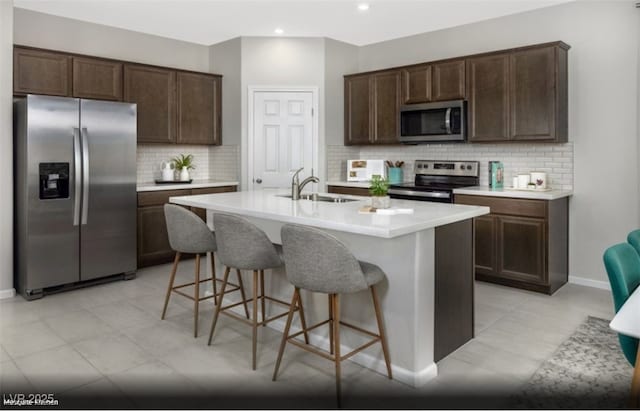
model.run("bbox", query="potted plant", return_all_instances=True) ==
[172,154,195,181]
[369,175,391,209]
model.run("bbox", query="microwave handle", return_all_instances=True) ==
[445,108,452,134]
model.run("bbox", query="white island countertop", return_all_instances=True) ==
[169,189,489,239]
[137,179,238,192]
[453,185,573,200]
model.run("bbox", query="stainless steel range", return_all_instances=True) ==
[388,160,479,203]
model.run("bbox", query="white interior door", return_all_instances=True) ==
[252,91,315,190]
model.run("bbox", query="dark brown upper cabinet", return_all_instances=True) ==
[372,70,401,144]
[344,74,372,145]
[402,65,431,104]
[467,53,510,142]
[432,59,465,101]
[14,47,71,97]
[344,41,569,146]
[124,64,176,144]
[468,43,569,143]
[510,45,568,142]
[345,70,401,145]
[176,72,221,145]
[72,57,123,101]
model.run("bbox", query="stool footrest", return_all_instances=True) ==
[219,299,302,326]
[286,318,382,364]
[289,319,330,338]
[172,277,213,291]
[289,339,334,361]
[171,279,241,302]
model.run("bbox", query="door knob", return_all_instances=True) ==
[255,178,262,184]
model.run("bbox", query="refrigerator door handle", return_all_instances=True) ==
[73,128,82,226]
[81,127,90,225]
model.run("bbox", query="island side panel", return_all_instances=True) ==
[434,219,474,362]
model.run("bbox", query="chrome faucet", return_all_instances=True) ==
[291,167,319,200]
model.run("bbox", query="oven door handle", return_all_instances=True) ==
[388,189,451,199]
[445,108,452,134]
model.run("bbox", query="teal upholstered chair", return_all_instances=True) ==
[603,243,640,366]
[628,230,640,256]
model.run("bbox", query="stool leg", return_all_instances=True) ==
[371,285,392,379]
[273,289,298,381]
[332,294,342,408]
[252,270,259,370]
[208,266,230,345]
[161,252,181,320]
[210,252,218,305]
[328,294,334,355]
[296,289,310,344]
[236,269,250,319]
[193,254,201,338]
[260,270,266,326]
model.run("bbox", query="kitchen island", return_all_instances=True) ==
[170,189,489,387]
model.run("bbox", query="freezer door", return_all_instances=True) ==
[16,95,81,293]
[79,99,137,280]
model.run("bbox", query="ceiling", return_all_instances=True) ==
[14,0,574,47]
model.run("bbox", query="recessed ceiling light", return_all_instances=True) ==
[274,28,284,35]
[357,3,370,11]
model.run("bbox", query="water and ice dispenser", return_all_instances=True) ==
[39,163,69,200]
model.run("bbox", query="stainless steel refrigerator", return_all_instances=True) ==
[14,95,137,300]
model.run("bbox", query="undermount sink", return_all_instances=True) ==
[277,194,359,203]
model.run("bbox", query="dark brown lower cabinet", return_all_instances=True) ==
[455,194,568,295]
[136,185,237,268]
[327,185,370,196]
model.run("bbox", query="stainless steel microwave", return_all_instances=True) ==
[399,100,466,144]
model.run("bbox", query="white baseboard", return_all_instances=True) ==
[568,276,610,291]
[0,288,16,300]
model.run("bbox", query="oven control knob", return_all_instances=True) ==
[466,165,472,170]
[424,164,428,168]
[460,165,465,170]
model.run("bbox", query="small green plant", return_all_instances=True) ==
[369,175,389,197]
[172,154,196,170]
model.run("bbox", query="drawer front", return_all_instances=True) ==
[137,189,190,207]
[191,185,236,196]
[455,194,546,218]
[327,185,370,197]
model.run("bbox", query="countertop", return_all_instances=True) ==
[452,186,573,200]
[137,180,239,192]
[169,189,489,239]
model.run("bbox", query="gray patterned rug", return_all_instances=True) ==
[511,316,634,409]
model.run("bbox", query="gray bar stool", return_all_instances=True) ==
[163,204,250,338]
[273,223,392,406]
[208,213,309,370]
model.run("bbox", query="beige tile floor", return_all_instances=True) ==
[0,260,615,409]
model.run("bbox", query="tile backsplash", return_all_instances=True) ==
[328,143,574,190]
[209,145,240,182]
[137,144,240,184]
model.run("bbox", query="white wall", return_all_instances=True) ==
[1,0,14,298]
[209,37,242,146]
[358,0,639,285]
[13,8,209,71]
[324,38,359,146]
[239,37,326,188]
